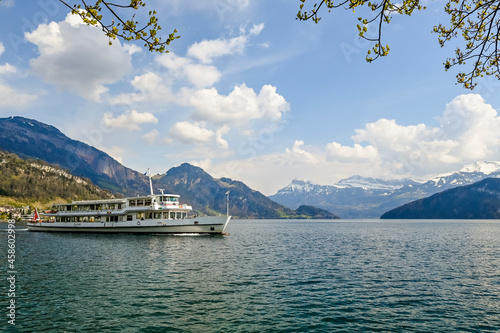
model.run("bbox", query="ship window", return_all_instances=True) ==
[117,204,122,210]
[154,212,162,219]
[145,199,152,206]
[137,200,144,207]
[83,216,88,222]
[176,212,182,219]
[137,213,144,220]
[96,205,101,210]
[163,212,169,219]
[129,200,136,207]
[146,212,153,220]
[182,212,187,219]
[89,217,95,222]
[170,212,175,219]
[95,216,101,222]
[56,217,61,222]
[127,215,133,221]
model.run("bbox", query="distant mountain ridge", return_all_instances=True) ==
[381,178,500,219]
[270,165,500,218]
[0,116,340,219]
[0,116,146,196]
[155,163,340,219]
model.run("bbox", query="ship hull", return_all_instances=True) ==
[27,216,231,235]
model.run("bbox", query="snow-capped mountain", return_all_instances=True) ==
[336,175,420,191]
[459,161,500,174]
[269,161,500,218]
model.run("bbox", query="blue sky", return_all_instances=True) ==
[1,0,500,195]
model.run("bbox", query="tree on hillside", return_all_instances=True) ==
[57,0,179,53]
[297,0,500,89]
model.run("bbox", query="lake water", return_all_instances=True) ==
[1,220,500,332]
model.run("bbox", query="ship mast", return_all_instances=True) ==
[147,168,154,196]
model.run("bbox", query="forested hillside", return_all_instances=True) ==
[0,151,115,206]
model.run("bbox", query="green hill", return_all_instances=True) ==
[0,151,115,207]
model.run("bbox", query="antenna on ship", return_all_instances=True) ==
[146,168,154,196]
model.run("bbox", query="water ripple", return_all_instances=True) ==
[1,220,500,332]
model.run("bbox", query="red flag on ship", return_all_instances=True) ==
[33,208,40,222]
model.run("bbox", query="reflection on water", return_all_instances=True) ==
[1,220,500,332]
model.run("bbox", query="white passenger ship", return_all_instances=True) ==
[27,172,231,235]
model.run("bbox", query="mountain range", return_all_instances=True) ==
[3,116,499,219]
[0,116,339,219]
[381,178,500,219]
[0,116,144,196]
[269,162,500,218]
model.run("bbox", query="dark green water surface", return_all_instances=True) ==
[1,220,500,332]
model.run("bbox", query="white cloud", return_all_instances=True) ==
[0,82,38,109]
[438,93,500,160]
[187,36,247,64]
[165,121,230,149]
[143,129,160,145]
[123,44,142,55]
[25,13,132,102]
[102,110,158,131]
[201,94,500,194]
[285,140,321,164]
[110,72,175,105]
[350,94,500,175]
[0,64,16,74]
[249,23,265,36]
[0,42,16,75]
[215,125,230,149]
[187,23,264,64]
[188,84,289,125]
[167,121,216,144]
[326,142,378,162]
[156,53,221,88]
